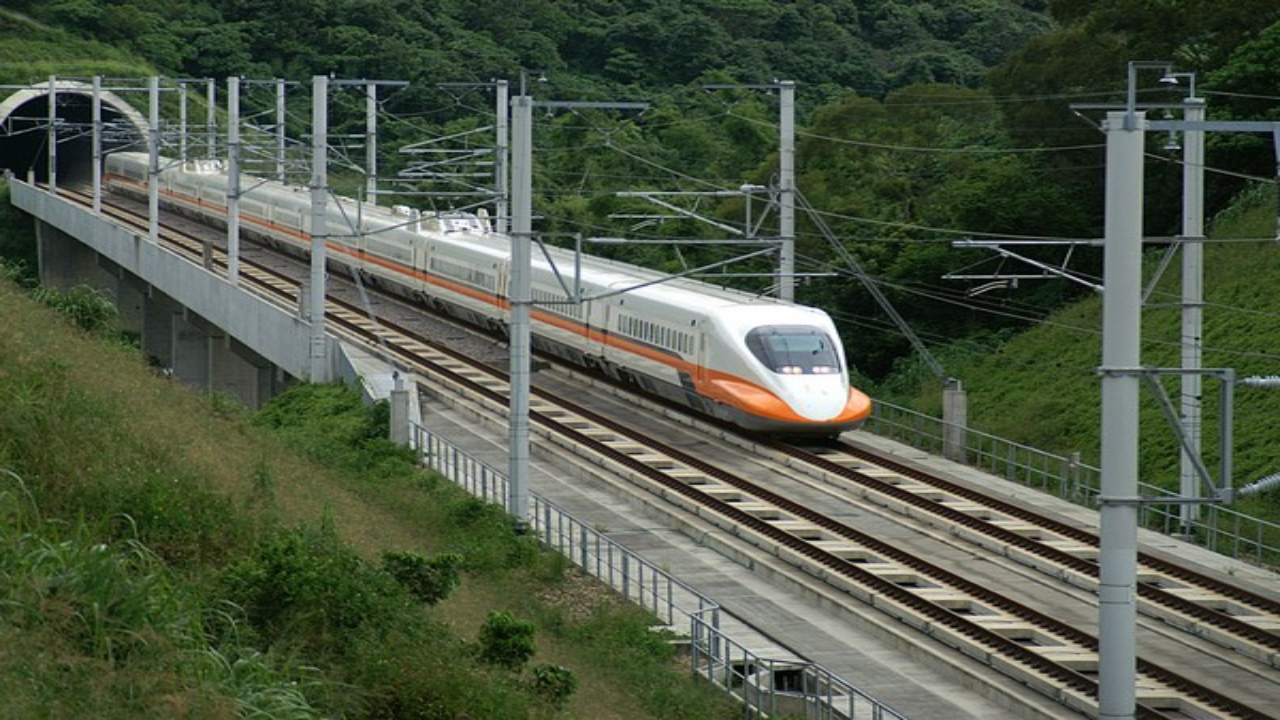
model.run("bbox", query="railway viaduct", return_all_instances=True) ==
[0,80,398,411]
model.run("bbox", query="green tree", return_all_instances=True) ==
[180,23,263,78]
[381,550,463,605]
[991,0,1280,235]
[797,84,1095,378]
[528,663,578,710]
[477,610,537,671]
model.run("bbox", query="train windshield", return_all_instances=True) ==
[745,326,841,375]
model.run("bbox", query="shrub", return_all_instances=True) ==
[1,531,180,663]
[252,384,417,479]
[79,473,245,567]
[476,610,536,671]
[528,663,578,710]
[219,526,406,652]
[441,495,540,571]
[30,284,118,334]
[345,620,534,719]
[0,258,34,286]
[381,550,463,605]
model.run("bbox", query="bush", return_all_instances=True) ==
[476,610,536,671]
[252,384,417,480]
[345,620,534,719]
[381,550,463,606]
[219,526,406,652]
[528,663,578,710]
[30,284,118,334]
[79,473,245,567]
[441,495,540,571]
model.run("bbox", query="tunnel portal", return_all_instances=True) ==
[0,81,149,185]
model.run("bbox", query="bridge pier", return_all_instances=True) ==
[36,218,115,292]
[29,212,291,408]
[135,279,285,407]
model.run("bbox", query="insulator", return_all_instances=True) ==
[1237,472,1280,497]
[1240,375,1280,388]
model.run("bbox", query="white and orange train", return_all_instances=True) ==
[104,151,871,435]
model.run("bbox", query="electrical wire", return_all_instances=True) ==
[217,78,1280,370]
[726,108,1107,155]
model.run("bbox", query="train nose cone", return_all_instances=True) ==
[787,378,845,420]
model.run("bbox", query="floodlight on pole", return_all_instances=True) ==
[1159,72,1199,154]
[519,68,547,96]
[1160,71,1197,98]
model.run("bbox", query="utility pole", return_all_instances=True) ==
[506,89,646,530]
[703,81,798,300]
[779,80,796,302]
[148,76,160,244]
[46,76,57,193]
[366,82,378,205]
[308,75,330,382]
[495,79,509,234]
[91,76,102,215]
[507,91,533,529]
[1089,65,1275,715]
[206,78,217,158]
[276,78,288,182]
[1178,93,1206,532]
[227,76,242,284]
[242,78,299,181]
[330,79,407,204]
[178,80,188,161]
[1098,109,1146,720]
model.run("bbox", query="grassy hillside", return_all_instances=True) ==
[895,185,1280,523]
[0,276,736,717]
[0,9,153,83]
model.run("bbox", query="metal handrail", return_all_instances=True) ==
[866,401,1280,566]
[411,423,906,719]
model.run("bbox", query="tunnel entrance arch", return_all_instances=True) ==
[0,80,149,185]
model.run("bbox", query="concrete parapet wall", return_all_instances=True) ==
[11,181,338,406]
[12,180,324,383]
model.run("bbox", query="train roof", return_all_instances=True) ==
[115,152,825,319]
[531,237,797,309]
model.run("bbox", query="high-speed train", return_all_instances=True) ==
[103,151,872,435]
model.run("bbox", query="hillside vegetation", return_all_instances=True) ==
[0,9,153,80]
[7,4,1280,381]
[3,5,1277,512]
[0,275,736,718]
[3,2,1280,382]
[3,1,1277,532]
[895,189,1280,526]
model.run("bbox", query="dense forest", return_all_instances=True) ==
[5,0,1280,383]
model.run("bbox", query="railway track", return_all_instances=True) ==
[762,440,1280,665]
[60,187,1280,718]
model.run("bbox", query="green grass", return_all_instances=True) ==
[0,277,739,718]
[0,10,153,84]
[891,184,1280,528]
